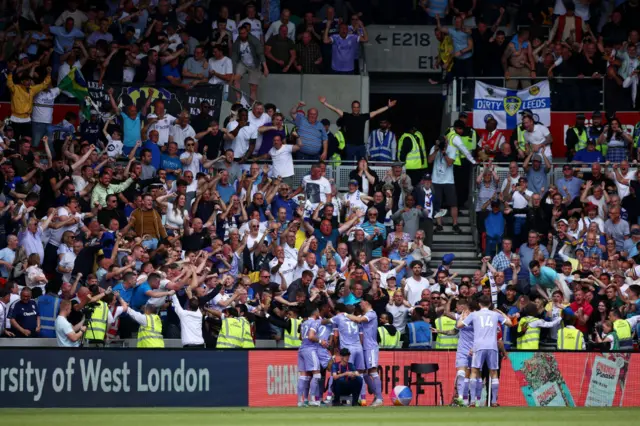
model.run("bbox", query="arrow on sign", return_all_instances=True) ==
[375,34,388,44]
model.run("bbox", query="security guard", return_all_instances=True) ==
[84,299,109,342]
[284,311,302,348]
[434,314,459,350]
[324,118,346,167]
[556,317,585,350]
[609,309,640,350]
[588,111,605,146]
[368,118,397,162]
[37,285,61,338]
[238,306,255,348]
[565,113,588,162]
[217,308,246,349]
[377,313,401,348]
[398,126,428,186]
[120,296,165,348]
[516,303,562,350]
[448,112,476,208]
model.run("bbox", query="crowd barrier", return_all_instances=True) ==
[1,349,638,408]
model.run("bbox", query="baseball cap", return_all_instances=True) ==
[576,113,585,120]
[520,109,534,118]
[532,154,543,162]
[459,112,468,118]
[562,164,572,171]
[490,200,500,208]
[587,139,596,145]
[442,253,455,265]
[339,348,351,357]
[575,247,585,253]
[592,111,602,118]
[422,173,432,181]
[348,179,359,186]
[558,218,569,225]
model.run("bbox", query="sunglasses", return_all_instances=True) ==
[187,143,195,147]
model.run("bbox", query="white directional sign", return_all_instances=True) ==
[364,25,440,73]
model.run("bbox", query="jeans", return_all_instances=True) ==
[486,236,502,257]
[141,238,159,250]
[344,145,367,162]
[31,122,50,148]
[296,152,321,161]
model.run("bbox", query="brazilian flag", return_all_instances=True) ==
[58,67,91,119]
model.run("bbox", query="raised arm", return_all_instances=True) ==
[318,96,344,117]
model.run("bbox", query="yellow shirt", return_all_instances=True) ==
[438,35,454,72]
[7,74,51,119]
[295,229,307,250]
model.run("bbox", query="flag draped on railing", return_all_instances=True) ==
[58,67,91,119]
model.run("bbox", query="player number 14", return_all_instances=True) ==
[480,316,494,328]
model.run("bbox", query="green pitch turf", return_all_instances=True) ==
[2,407,639,426]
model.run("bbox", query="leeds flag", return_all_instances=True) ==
[473,80,551,129]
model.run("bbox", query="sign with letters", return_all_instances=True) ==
[0,349,247,407]
[364,26,439,72]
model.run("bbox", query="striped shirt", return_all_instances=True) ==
[361,220,387,258]
[295,112,327,156]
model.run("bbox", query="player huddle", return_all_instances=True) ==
[297,293,511,407]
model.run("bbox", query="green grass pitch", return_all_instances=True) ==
[2,407,639,426]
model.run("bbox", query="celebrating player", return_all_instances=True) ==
[297,308,323,407]
[457,296,512,407]
[444,297,475,406]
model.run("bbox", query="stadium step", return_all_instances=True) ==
[428,209,482,275]
[433,232,474,242]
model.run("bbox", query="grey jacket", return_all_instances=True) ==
[231,34,266,70]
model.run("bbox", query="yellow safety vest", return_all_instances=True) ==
[398,133,423,170]
[434,316,459,349]
[284,318,302,348]
[217,317,245,349]
[557,327,584,350]
[517,316,541,350]
[516,126,527,152]
[137,314,164,348]
[572,127,588,151]
[84,301,108,341]
[460,129,477,153]
[378,326,401,348]
[613,319,632,341]
[241,317,255,348]
[331,131,346,167]
[415,130,428,168]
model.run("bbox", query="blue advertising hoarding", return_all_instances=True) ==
[0,349,248,408]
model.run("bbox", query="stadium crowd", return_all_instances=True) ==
[0,0,639,359]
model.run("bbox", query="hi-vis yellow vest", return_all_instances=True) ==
[284,318,302,348]
[516,126,527,152]
[398,133,423,170]
[613,319,632,341]
[434,316,459,349]
[517,316,541,350]
[331,131,346,167]
[217,317,245,349]
[241,317,255,348]
[415,130,428,168]
[378,326,401,348]
[572,127,588,151]
[85,301,108,341]
[137,314,164,348]
[446,130,465,166]
[557,327,584,350]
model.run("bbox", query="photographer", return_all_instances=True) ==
[55,299,87,347]
[428,121,476,234]
[83,284,113,345]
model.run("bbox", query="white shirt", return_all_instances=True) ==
[32,88,61,124]
[239,41,256,68]
[180,151,203,176]
[524,124,553,159]
[269,257,298,288]
[228,121,258,158]
[386,303,410,333]
[578,216,605,234]
[377,270,397,289]
[404,276,430,305]
[249,111,270,154]
[165,203,189,229]
[294,262,318,282]
[265,20,296,41]
[105,135,123,158]
[170,124,196,150]
[269,144,295,178]
[239,17,264,40]
[501,174,521,192]
[512,189,533,217]
[57,60,82,96]
[147,114,176,146]
[283,243,299,262]
[171,294,204,346]
[49,208,85,246]
[344,190,368,219]
[208,56,233,90]
[55,315,80,347]
[302,176,332,208]
[613,169,636,199]
[586,195,607,219]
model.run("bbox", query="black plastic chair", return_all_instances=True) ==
[407,363,444,406]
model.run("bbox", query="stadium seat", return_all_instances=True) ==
[407,363,444,406]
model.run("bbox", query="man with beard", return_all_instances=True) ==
[367,118,397,162]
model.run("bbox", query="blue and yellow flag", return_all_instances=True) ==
[58,67,91,119]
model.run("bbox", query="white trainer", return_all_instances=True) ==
[371,399,384,407]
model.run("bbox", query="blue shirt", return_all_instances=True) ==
[0,247,16,278]
[389,253,414,282]
[330,33,360,72]
[120,111,142,148]
[130,282,152,310]
[555,176,584,201]
[49,26,85,54]
[526,166,549,194]
[426,0,448,17]
[407,320,432,348]
[217,182,236,204]
[9,300,39,333]
[112,283,134,304]
[573,149,605,163]
[160,63,181,85]
[529,266,558,289]
[313,228,340,253]
[143,140,162,170]
[295,112,327,156]
[518,243,549,272]
[360,221,386,258]
[160,154,183,180]
[449,29,472,60]
[331,361,358,379]
[271,194,298,221]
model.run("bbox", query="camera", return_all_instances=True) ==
[81,304,96,318]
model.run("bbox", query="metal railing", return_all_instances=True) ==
[456,76,606,113]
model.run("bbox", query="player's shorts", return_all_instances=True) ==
[345,347,365,370]
[471,349,499,371]
[364,348,379,369]
[316,347,332,369]
[298,347,320,372]
[455,350,472,368]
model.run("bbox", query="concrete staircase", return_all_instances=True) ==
[430,209,482,278]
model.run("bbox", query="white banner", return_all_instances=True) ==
[473,80,551,129]
[585,356,622,406]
